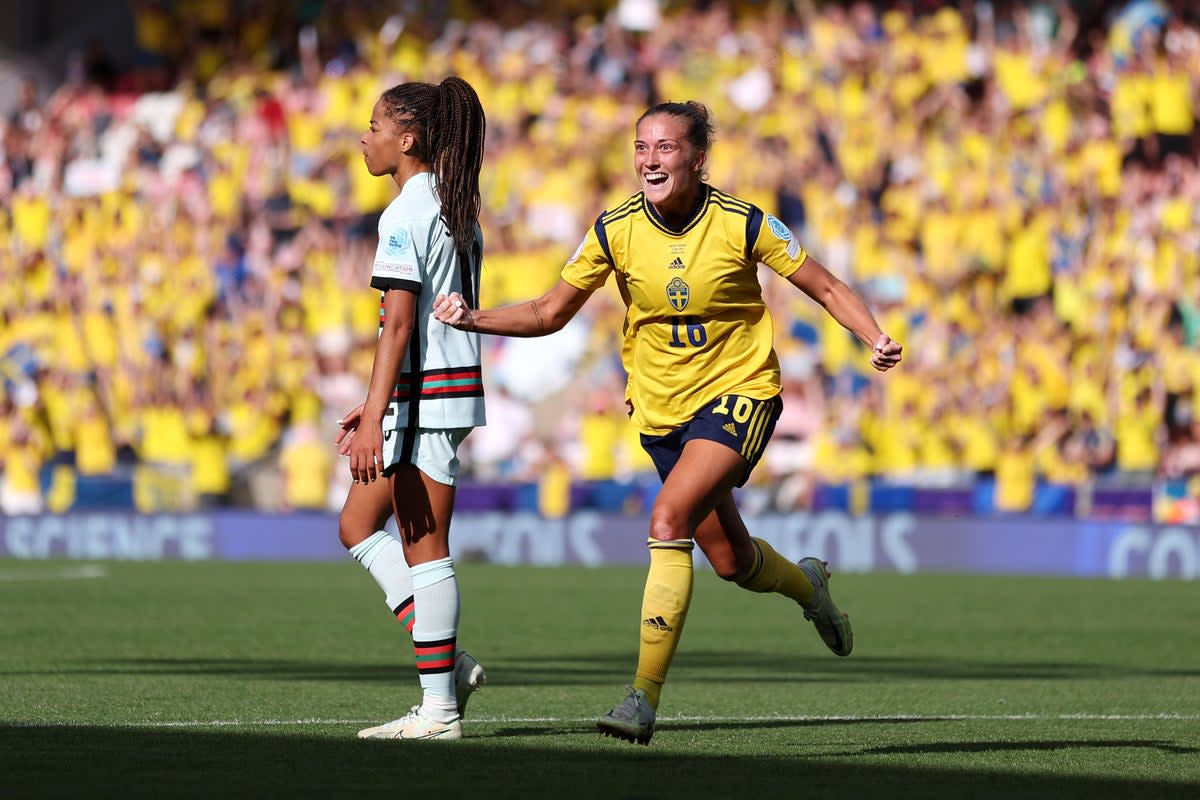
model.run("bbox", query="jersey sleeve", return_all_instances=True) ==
[750,210,808,279]
[370,216,424,294]
[560,215,614,291]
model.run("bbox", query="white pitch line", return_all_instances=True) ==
[15,712,1200,729]
[0,564,108,582]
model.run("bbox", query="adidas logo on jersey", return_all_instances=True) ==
[642,615,673,632]
[722,423,738,437]
[667,257,685,270]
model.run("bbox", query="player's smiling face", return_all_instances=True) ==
[635,114,706,219]
[361,98,407,177]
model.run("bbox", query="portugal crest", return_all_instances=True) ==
[666,277,690,311]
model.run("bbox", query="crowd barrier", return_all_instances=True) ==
[2,510,1197,580]
[64,473,1160,518]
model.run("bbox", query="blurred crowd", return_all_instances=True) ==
[1,0,1199,520]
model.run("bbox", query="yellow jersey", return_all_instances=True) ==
[562,186,807,435]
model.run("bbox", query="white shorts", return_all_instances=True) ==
[1,485,43,515]
[383,427,472,486]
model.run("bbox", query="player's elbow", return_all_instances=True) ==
[791,273,837,309]
[526,297,576,335]
[806,280,839,310]
[542,305,574,333]
[379,317,415,343]
[529,280,589,335]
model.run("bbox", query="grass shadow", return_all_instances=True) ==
[15,653,1198,687]
[833,739,1200,757]
[0,724,1196,800]
[489,715,962,739]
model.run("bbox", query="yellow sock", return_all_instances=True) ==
[633,538,694,710]
[631,676,662,709]
[736,537,815,606]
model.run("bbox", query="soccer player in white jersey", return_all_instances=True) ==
[333,76,488,741]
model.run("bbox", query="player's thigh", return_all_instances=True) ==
[653,438,746,536]
[338,477,395,548]
[389,464,456,559]
[387,428,468,562]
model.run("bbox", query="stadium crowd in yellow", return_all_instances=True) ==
[1,0,1198,519]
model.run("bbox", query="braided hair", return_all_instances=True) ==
[379,76,486,258]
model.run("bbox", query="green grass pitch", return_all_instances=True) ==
[1,558,1198,799]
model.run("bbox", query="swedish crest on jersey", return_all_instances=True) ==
[666,277,690,311]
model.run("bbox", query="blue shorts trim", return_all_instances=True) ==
[640,393,782,487]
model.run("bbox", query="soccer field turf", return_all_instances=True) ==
[1,559,1197,799]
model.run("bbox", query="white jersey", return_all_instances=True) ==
[370,171,486,431]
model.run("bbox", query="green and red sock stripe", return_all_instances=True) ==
[413,637,456,674]
[392,596,415,634]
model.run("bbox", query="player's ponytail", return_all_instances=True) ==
[432,77,486,259]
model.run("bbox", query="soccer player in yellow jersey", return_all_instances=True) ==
[435,101,902,745]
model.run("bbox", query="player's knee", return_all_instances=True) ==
[648,507,687,543]
[337,517,370,550]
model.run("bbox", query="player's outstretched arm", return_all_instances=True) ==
[433,278,594,338]
[786,254,902,372]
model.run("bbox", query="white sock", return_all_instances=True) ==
[411,556,460,722]
[348,531,414,626]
